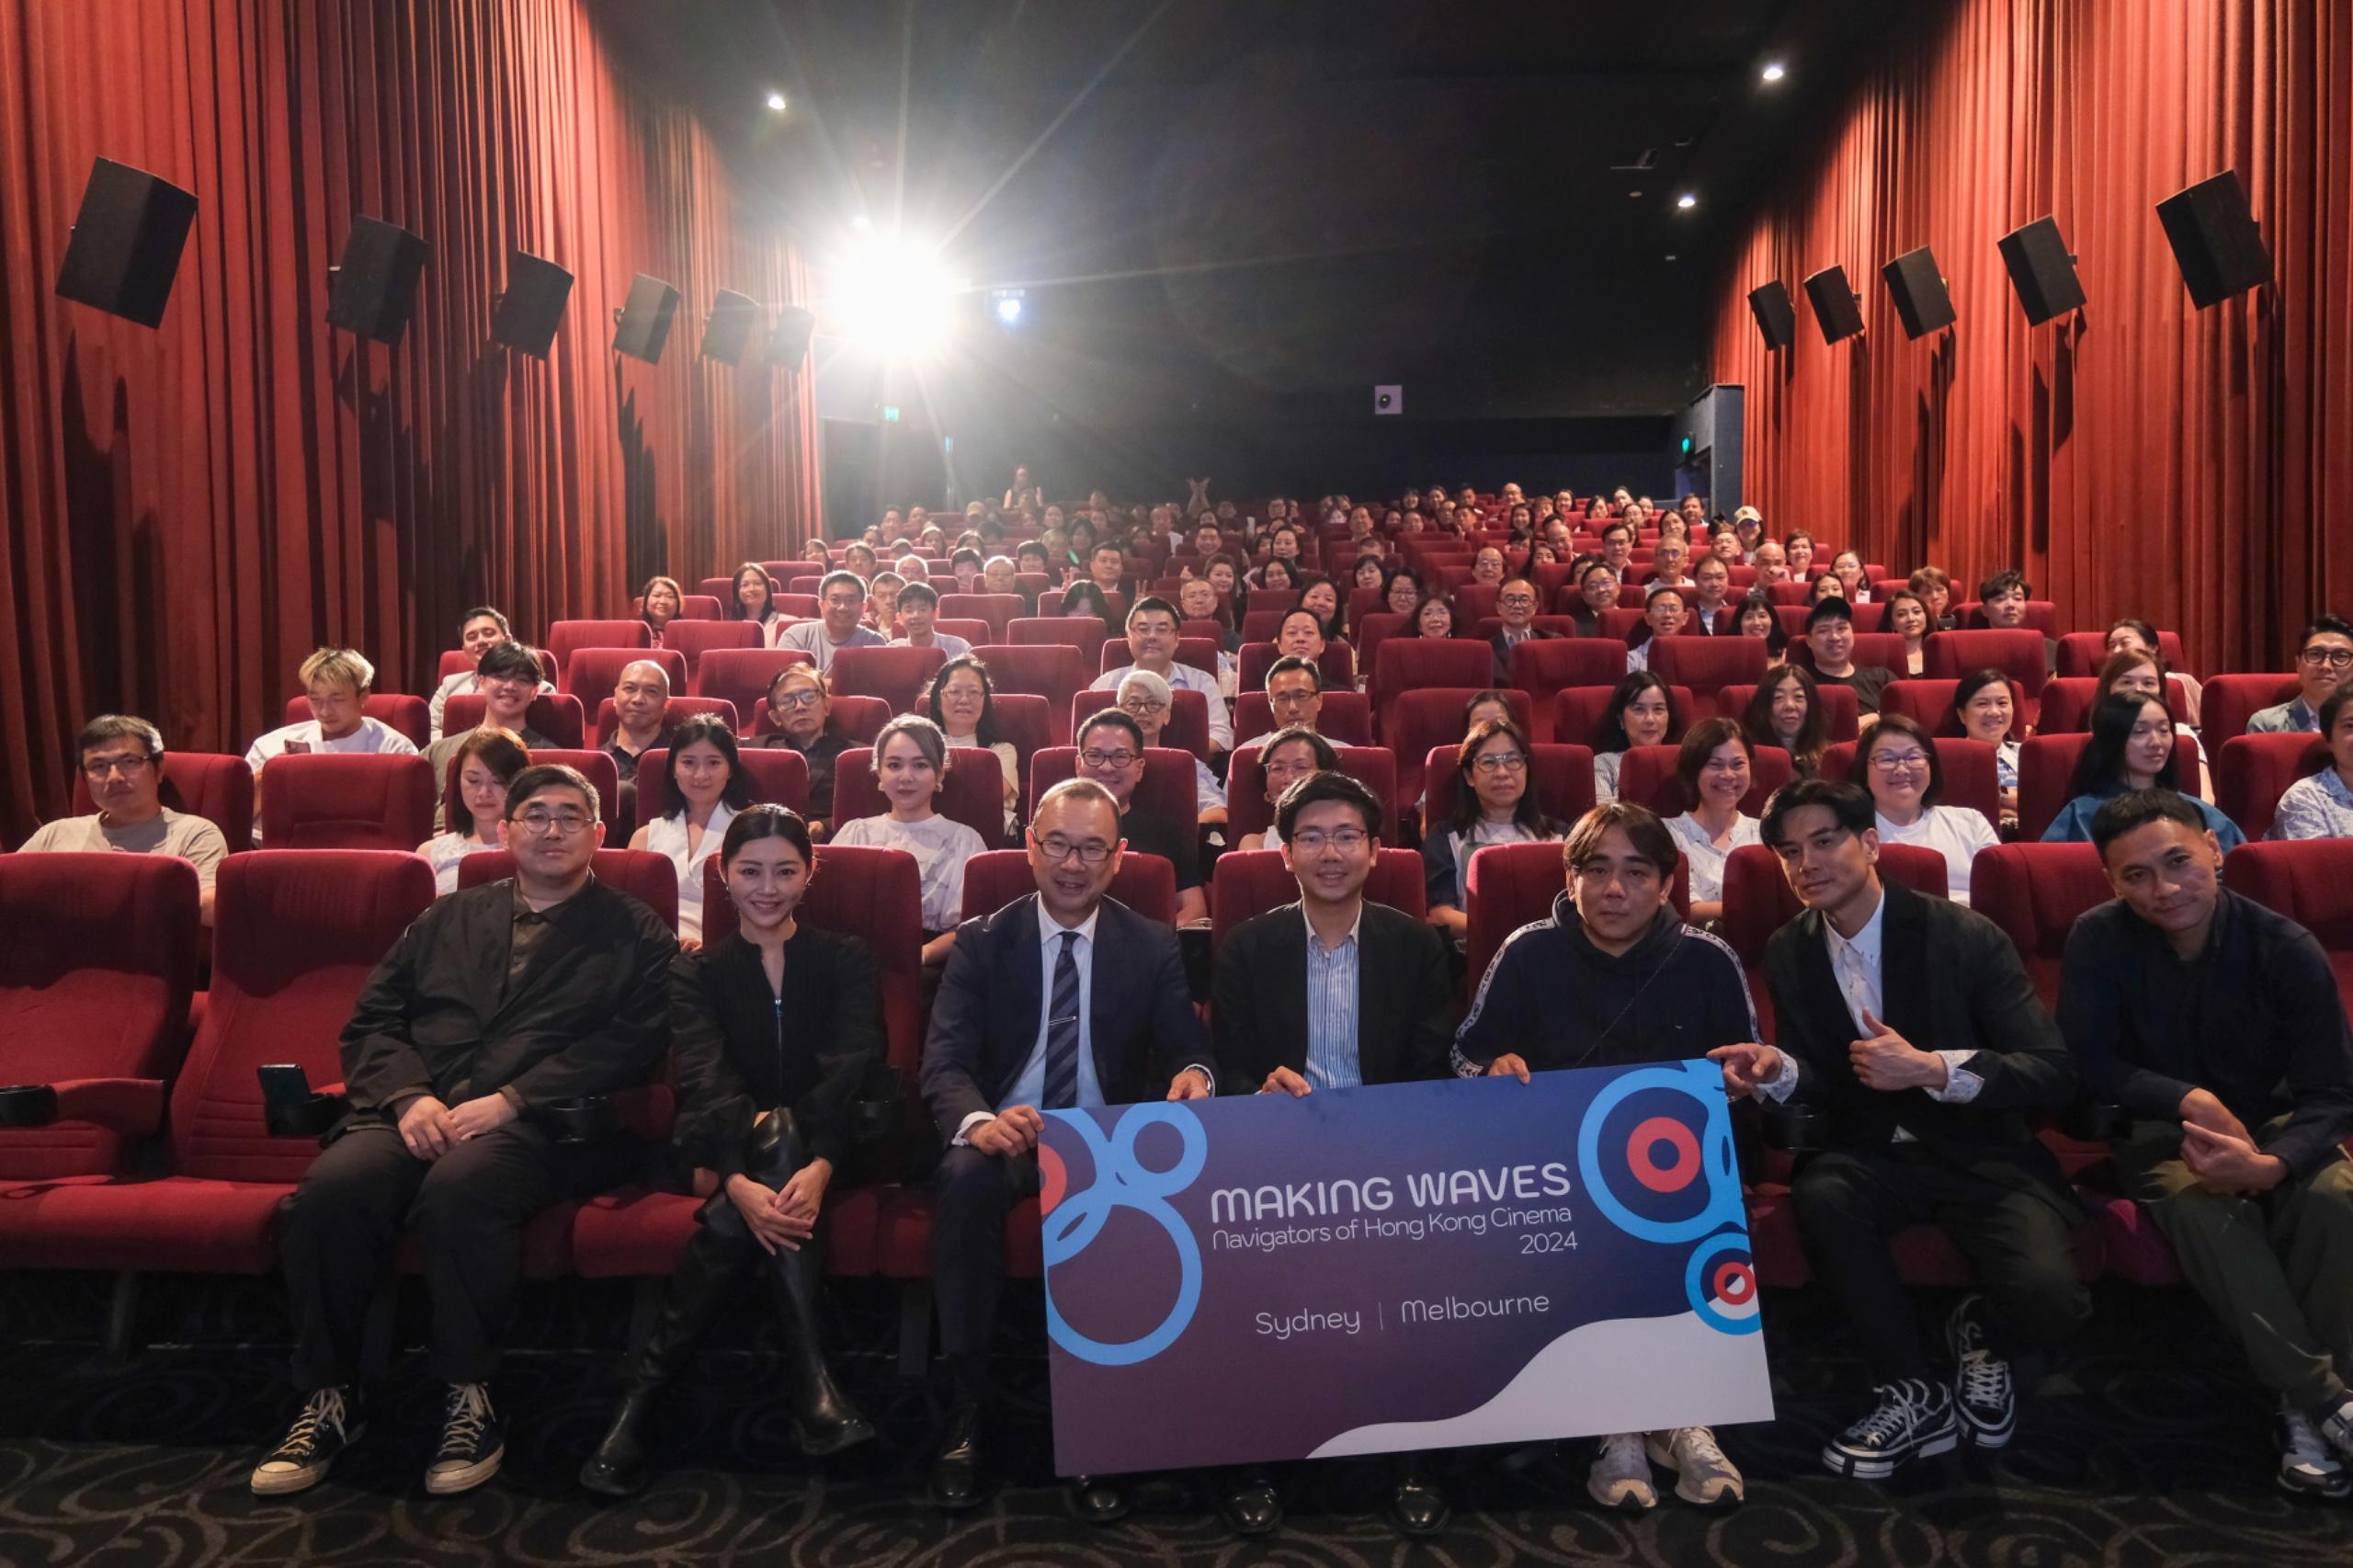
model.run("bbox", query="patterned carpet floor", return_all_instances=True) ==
[1,1271,2347,1567]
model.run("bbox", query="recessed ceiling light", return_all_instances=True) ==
[1677,193,1698,210]
[1761,62,1786,83]
[1629,189,1644,199]
[765,91,788,112]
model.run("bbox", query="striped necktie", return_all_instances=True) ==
[1042,930,1081,1110]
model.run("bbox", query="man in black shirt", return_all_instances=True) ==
[2058,790,2353,1495]
[1803,598,1894,717]
[1074,710,1207,925]
[252,764,675,1500]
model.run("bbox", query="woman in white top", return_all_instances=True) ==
[728,562,789,648]
[1883,589,1933,676]
[1831,551,1871,604]
[628,713,747,949]
[1859,713,1998,905]
[925,654,1021,838]
[828,715,987,967]
[2269,684,2353,840]
[1233,728,1338,851]
[415,727,531,895]
[1662,717,1761,922]
[1423,719,1561,942]
[1588,673,1679,805]
[1951,668,2022,825]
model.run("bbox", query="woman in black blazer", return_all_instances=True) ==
[581,805,881,1497]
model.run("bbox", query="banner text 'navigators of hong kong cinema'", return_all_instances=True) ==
[1038,1062,1775,1476]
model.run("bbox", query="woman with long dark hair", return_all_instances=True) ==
[1422,718,1561,941]
[1744,663,1828,778]
[2042,691,2244,848]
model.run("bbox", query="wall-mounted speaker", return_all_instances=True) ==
[54,158,199,328]
[1747,281,1796,350]
[2155,171,2270,309]
[491,251,573,356]
[326,217,428,346]
[768,304,817,369]
[1996,217,2086,325]
[1880,245,1955,338]
[1803,265,1865,344]
[701,290,761,364]
[612,273,681,363]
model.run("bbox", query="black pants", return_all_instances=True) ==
[1790,1143,2089,1381]
[930,1143,1040,1359]
[281,1120,638,1390]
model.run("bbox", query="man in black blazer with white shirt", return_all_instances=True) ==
[918,777,1213,1519]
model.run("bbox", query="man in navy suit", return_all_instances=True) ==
[919,776,1214,1517]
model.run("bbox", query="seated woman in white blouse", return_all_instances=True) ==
[1858,713,1998,905]
[1662,717,1760,923]
[415,727,531,896]
[1950,668,2021,828]
[828,715,989,969]
[628,712,750,949]
[2268,682,2353,840]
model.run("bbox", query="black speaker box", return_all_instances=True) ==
[491,251,573,356]
[326,217,428,346]
[701,290,761,364]
[768,304,817,369]
[612,273,681,363]
[1881,245,1956,338]
[1996,217,2086,325]
[54,158,198,328]
[1747,281,1796,350]
[1804,265,1866,343]
[2155,171,2270,309]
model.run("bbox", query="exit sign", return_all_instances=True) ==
[881,404,902,423]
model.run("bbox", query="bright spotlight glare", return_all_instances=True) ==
[1760,62,1786,83]
[765,90,788,112]
[995,295,1023,324]
[835,236,956,357]
[1677,192,1699,209]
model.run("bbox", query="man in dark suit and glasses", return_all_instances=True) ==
[919,776,1214,1518]
[1712,779,2087,1483]
[1211,769,1458,1536]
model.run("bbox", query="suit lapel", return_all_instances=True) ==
[1792,909,1855,1071]
[1001,896,1046,1103]
[1086,898,1122,1095]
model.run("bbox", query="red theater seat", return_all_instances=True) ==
[691,648,813,728]
[959,849,1176,926]
[443,747,619,830]
[1719,843,1949,1039]
[1463,841,1690,994]
[658,619,761,680]
[1388,688,1535,812]
[634,747,811,830]
[1226,744,1398,845]
[280,693,431,750]
[547,619,652,680]
[1425,744,1597,835]
[2035,676,2192,733]
[593,696,739,747]
[831,645,948,715]
[438,649,474,682]
[1233,690,1372,746]
[833,748,1006,846]
[1373,641,1497,733]
[259,753,433,851]
[2215,733,2330,844]
[1971,842,2113,1006]
[938,594,1025,640]
[72,752,255,854]
[1616,744,1792,819]
[442,692,586,749]
[1027,748,1195,845]
[564,646,687,705]
[1717,682,1863,744]
[1649,636,1768,699]
[0,855,200,1179]
[2056,631,2188,678]
[457,847,681,930]
[1213,849,1425,958]
[2202,673,2302,742]
[1071,688,1211,766]
[2224,840,2353,1011]
[1924,631,2049,717]
[1822,738,2004,828]
[1509,641,1631,723]
[0,851,434,1276]
[985,694,1053,815]
[973,644,1089,746]
[1005,618,1111,667]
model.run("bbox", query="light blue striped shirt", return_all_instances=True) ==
[1302,904,1364,1091]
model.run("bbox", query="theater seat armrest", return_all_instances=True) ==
[47,1078,169,1139]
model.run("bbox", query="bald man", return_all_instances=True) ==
[604,659,676,824]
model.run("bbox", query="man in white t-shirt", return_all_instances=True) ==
[22,713,228,924]
[246,647,420,785]
[889,582,973,661]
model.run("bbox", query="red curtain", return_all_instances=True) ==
[1707,0,2352,676]
[0,0,820,838]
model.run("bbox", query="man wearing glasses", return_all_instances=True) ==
[1071,709,1208,926]
[253,764,675,1501]
[918,777,1213,1520]
[2251,616,2353,733]
[1232,656,1325,755]
[23,714,228,924]
[1487,577,1558,683]
[1210,770,1458,1537]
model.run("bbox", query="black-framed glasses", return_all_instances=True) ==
[1079,749,1139,769]
[80,754,153,780]
[517,806,593,835]
[1034,834,1114,865]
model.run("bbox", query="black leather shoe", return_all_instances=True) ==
[927,1403,984,1511]
[1388,1459,1449,1538]
[1069,1473,1131,1525]
[1216,1468,1281,1536]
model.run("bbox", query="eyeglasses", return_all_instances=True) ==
[517,807,593,835]
[771,690,824,710]
[1079,749,1140,769]
[2298,647,2353,669]
[1498,596,1538,609]
[1870,751,1931,773]
[1270,689,1317,706]
[1035,834,1114,865]
[1291,827,1369,853]
[1120,699,1168,715]
[80,754,153,779]
[1472,752,1528,773]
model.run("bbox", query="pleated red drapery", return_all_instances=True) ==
[1706,0,2352,676]
[0,0,820,837]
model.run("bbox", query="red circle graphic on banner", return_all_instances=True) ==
[1627,1116,1701,1193]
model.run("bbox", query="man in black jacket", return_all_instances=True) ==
[2059,790,2353,1495]
[1713,779,2086,1482]
[1211,770,1456,1537]
[1456,801,1758,1513]
[919,777,1214,1519]
[254,764,675,1499]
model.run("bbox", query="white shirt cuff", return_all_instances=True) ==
[1758,1051,1802,1103]
[951,1110,995,1147]
[1926,1049,1983,1103]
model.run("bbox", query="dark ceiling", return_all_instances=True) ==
[588,0,1899,489]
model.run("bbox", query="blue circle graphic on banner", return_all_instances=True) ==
[1042,1103,1208,1366]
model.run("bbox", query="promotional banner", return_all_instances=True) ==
[1039,1062,1775,1475]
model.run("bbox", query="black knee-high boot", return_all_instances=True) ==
[743,1109,874,1456]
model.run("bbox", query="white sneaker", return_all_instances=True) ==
[1645,1426,1744,1506]
[1586,1430,1657,1511]
[1823,1379,1960,1479]
[2277,1403,2351,1499]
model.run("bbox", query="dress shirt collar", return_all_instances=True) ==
[1823,881,1886,972]
[1040,901,1102,949]
[1301,899,1364,955]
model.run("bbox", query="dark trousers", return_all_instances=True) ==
[930,1143,1040,1360]
[280,1120,637,1390]
[1790,1143,2089,1381]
